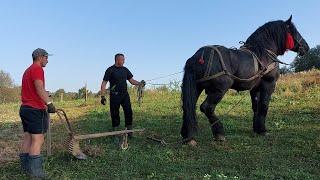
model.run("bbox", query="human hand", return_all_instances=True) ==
[140,80,146,87]
[101,96,106,105]
[47,102,56,113]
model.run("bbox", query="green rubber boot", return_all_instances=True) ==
[28,155,46,179]
[19,153,29,173]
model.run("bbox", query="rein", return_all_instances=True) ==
[265,49,290,65]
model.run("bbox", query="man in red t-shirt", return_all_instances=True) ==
[19,48,56,178]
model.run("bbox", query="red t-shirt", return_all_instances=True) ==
[21,63,46,109]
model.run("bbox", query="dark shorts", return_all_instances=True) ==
[19,105,48,134]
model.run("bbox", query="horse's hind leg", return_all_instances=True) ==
[200,89,227,141]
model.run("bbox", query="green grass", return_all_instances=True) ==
[0,84,320,179]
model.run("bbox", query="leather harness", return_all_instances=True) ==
[197,46,279,83]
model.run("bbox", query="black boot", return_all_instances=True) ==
[28,155,46,179]
[19,153,29,173]
[126,125,133,138]
[112,127,120,145]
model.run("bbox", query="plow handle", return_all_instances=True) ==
[74,129,145,140]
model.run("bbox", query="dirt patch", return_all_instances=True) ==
[0,139,21,164]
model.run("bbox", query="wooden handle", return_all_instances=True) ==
[74,129,145,140]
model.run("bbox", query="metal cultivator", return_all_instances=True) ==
[54,109,144,160]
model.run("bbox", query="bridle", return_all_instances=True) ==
[287,25,305,54]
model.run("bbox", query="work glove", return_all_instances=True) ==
[47,102,56,113]
[140,80,146,87]
[101,96,106,105]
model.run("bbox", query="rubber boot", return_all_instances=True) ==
[126,125,133,138]
[28,155,46,179]
[19,153,29,173]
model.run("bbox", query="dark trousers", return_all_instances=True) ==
[19,105,48,134]
[109,92,133,127]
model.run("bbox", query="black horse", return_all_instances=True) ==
[181,16,309,144]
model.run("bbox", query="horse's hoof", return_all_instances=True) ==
[187,139,197,146]
[215,135,226,142]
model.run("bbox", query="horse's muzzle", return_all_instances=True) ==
[298,46,309,56]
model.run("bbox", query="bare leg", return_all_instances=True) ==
[22,132,32,153]
[29,134,45,155]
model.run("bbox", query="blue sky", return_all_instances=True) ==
[1,0,319,92]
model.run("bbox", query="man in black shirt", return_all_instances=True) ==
[100,53,145,136]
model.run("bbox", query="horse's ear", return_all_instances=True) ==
[286,15,292,24]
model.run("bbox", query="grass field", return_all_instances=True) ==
[0,71,319,179]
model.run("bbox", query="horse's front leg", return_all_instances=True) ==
[254,80,276,135]
[250,88,260,133]
[200,89,227,141]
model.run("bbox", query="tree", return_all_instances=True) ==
[0,86,20,103]
[0,70,14,88]
[53,88,66,101]
[77,86,92,99]
[54,88,66,97]
[77,87,87,99]
[292,45,320,72]
[279,66,293,74]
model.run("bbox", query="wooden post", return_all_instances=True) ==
[60,92,63,102]
[46,112,52,156]
[85,82,88,102]
[46,92,52,156]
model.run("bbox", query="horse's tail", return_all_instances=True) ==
[181,57,198,139]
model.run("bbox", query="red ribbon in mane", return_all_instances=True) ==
[198,53,205,64]
[286,32,294,50]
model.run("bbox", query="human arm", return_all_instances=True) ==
[128,78,140,86]
[129,78,146,87]
[34,80,55,112]
[100,80,108,105]
[100,80,108,96]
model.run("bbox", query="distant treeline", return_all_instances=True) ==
[1,45,319,103]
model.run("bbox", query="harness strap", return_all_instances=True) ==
[262,62,278,76]
[197,71,227,83]
[196,46,278,83]
[266,49,290,65]
[214,46,228,71]
[239,47,262,72]
[204,49,215,78]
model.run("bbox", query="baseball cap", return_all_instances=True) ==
[32,48,52,59]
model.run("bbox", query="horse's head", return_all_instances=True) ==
[285,15,310,56]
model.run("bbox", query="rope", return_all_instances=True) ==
[136,71,183,106]
[137,83,145,107]
[149,80,182,86]
[149,83,170,86]
[146,135,194,147]
[210,94,247,127]
[120,128,129,150]
[266,49,290,65]
[146,71,184,82]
